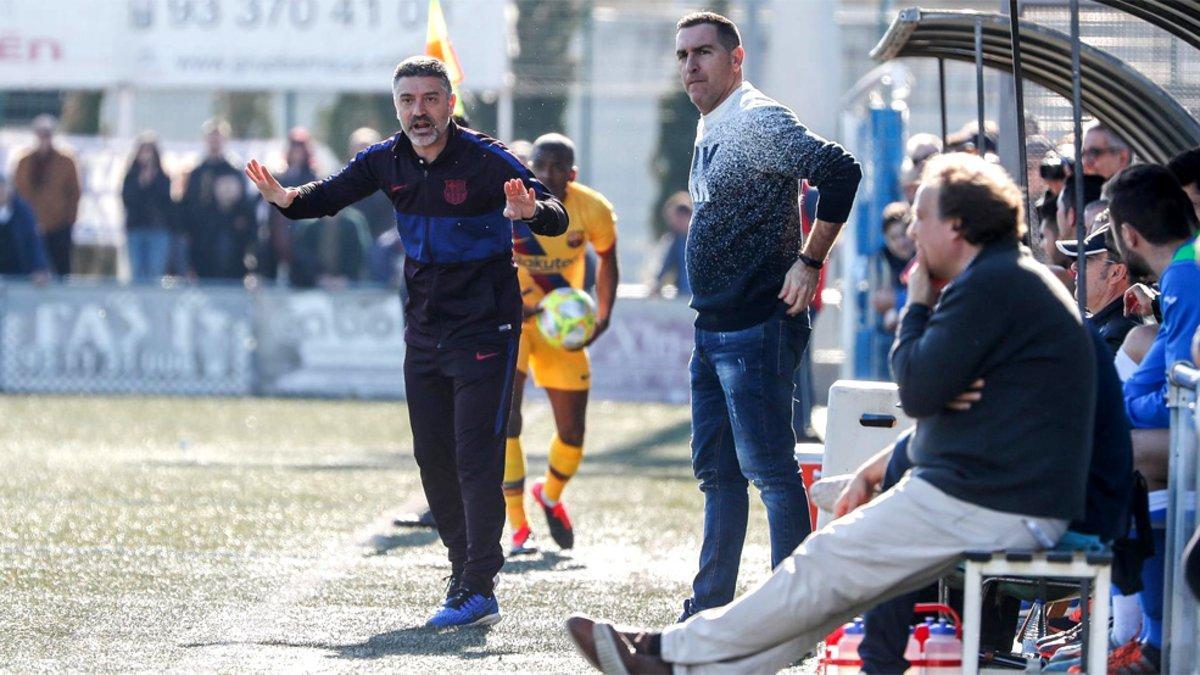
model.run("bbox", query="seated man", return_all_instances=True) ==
[565,153,1095,674]
[853,321,1135,673]
[1056,224,1142,355]
[1107,164,1200,670]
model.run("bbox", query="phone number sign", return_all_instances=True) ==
[0,0,507,92]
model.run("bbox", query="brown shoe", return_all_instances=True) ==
[565,615,671,674]
[566,616,604,670]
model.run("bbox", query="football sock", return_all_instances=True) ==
[504,437,527,530]
[1111,590,1142,645]
[543,433,583,505]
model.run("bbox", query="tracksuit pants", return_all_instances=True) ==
[405,339,519,595]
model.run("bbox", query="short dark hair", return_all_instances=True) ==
[663,191,692,218]
[676,11,741,51]
[921,153,1025,246]
[392,56,452,95]
[532,133,576,167]
[1108,164,1199,245]
[1060,174,1105,216]
[881,201,911,233]
[1167,147,1200,188]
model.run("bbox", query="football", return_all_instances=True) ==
[536,287,598,350]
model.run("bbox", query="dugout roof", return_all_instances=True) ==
[1093,0,1200,51]
[870,8,1200,164]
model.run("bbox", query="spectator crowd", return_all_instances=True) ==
[569,130,1200,674]
[817,116,1200,672]
[1,114,402,291]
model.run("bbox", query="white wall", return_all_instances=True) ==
[759,0,843,139]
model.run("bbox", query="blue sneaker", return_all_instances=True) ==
[426,587,501,628]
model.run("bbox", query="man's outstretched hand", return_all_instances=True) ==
[245,159,300,208]
[503,178,537,220]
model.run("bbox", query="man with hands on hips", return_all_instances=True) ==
[672,10,862,620]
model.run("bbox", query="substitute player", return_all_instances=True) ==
[505,133,618,555]
[245,57,567,628]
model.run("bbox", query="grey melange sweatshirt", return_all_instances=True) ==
[686,81,862,331]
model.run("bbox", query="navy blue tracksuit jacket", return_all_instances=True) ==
[278,122,568,349]
[275,122,568,596]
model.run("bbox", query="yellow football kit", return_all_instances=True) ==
[511,181,617,392]
[505,181,617,543]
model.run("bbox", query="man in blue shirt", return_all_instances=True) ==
[1108,164,1200,670]
[1112,166,1200,430]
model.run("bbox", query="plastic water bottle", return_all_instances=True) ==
[922,620,962,674]
[837,619,865,674]
[822,624,845,674]
[904,617,935,674]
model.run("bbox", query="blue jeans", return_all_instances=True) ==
[791,309,817,438]
[127,229,170,282]
[685,306,812,616]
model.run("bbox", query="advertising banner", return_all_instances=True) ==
[588,298,694,404]
[255,288,406,398]
[0,283,253,395]
[0,283,696,403]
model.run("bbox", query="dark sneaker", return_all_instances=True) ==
[426,587,501,628]
[394,509,437,529]
[564,615,671,674]
[531,480,574,550]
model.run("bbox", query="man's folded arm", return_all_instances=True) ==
[890,286,1005,418]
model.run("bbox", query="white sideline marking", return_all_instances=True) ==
[174,509,404,669]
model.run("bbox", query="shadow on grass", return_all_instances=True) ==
[324,625,517,660]
[363,530,440,556]
[586,419,692,473]
[501,550,585,574]
[183,625,516,661]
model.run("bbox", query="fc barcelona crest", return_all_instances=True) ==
[567,231,585,248]
[444,179,468,205]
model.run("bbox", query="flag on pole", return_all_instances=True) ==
[426,0,466,117]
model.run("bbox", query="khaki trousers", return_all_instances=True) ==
[661,476,1067,674]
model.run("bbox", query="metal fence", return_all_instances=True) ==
[1166,360,1200,674]
[0,280,696,403]
[1020,1,1200,150]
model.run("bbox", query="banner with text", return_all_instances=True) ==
[588,298,693,404]
[255,289,406,398]
[0,0,508,92]
[0,283,697,402]
[0,283,254,395]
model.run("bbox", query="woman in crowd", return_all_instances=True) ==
[121,133,174,282]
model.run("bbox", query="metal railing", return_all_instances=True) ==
[1165,360,1200,674]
